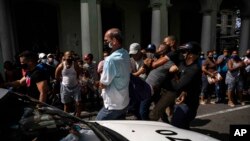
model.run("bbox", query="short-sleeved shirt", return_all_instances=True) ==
[25,67,48,99]
[100,48,131,110]
[217,55,229,75]
[171,61,202,111]
[130,57,147,80]
[146,60,174,88]
[83,62,99,81]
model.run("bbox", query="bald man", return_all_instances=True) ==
[96,28,131,120]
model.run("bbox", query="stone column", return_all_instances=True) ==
[150,0,161,47]
[239,19,250,56]
[160,0,172,40]
[201,12,212,54]
[80,0,91,55]
[220,13,228,35]
[239,0,250,56]
[80,0,102,61]
[96,0,103,61]
[200,0,222,55]
[0,0,15,67]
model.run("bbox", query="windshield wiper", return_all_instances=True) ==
[86,122,113,141]
[89,122,129,141]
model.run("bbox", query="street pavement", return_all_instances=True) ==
[190,101,250,141]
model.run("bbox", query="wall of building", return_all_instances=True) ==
[169,6,181,45]
[118,0,142,49]
[58,0,147,59]
[101,0,146,50]
[58,0,81,55]
[1,0,247,70]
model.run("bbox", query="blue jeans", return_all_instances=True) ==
[201,74,214,98]
[96,106,128,120]
[139,97,152,120]
[127,97,151,120]
[215,81,225,101]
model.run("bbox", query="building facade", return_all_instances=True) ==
[0,0,249,73]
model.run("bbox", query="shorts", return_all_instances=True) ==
[60,84,81,104]
[226,77,243,91]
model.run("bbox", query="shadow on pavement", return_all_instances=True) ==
[190,128,228,141]
[190,118,211,127]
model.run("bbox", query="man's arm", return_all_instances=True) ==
[99,60,115,88]
[55,63,63,82]
[175,91,187,105]
[151,55,170,69]
[4,76,26,88]
[36,80,49,103]
[216,56,224,65]
[74,62,81,79]
[227,59,244,71]
[244,59,250,66]
[133,66,146,77]
[169,64,178,73]
[171,67,199,91]
[97,60,104,74]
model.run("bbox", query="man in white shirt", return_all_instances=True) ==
[129,43,147,80]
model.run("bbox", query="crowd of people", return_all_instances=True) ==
[0,28,249,130]
[200,48,250,107]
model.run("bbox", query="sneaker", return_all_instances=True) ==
[228,101,235,107]
[210,100,216,104]
[241,102,246,106]
[200,100,206,105]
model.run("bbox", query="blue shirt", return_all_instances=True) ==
[100,48,131,110]
[217,55,229,75]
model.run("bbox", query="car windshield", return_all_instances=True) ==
[0,89,125,141]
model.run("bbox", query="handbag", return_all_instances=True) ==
[207,73,223,84]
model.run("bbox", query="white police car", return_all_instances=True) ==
[0,88,218,141]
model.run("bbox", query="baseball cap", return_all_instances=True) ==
[38,53,46,59]
[47,53,54,58]
[178,42,201,55]
[129,43,141,54]
[146,44,156,52]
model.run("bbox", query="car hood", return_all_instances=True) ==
[95,120,219,141]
